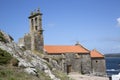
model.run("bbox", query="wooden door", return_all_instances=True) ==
[67,65,72,74]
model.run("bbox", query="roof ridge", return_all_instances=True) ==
[90,49,104,58]
[92,49,104,56]
[76,44,90,52]
[44,45,74,46]
[44,45,89,54]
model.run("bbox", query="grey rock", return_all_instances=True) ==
[0,31,60,80]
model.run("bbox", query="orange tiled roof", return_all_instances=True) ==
[44,45,89,54]
[90,49,104,58]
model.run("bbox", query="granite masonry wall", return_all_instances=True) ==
[91,58,106,76]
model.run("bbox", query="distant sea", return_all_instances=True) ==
[106,57,120,76]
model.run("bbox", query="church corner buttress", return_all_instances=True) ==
[18,8,44,52]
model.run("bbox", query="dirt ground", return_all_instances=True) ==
[68,72,109,80]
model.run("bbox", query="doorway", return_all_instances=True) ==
[67,65,72,74]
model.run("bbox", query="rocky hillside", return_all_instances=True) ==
[0,30,69,80]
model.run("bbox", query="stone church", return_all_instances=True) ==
[18,9,106,76]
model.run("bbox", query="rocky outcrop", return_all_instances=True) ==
[0,30,60,80]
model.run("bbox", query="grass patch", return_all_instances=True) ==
[37,70,52,80]
[0,66,36,80]
[52,70,70,80]
[32,50,44,58]
[0,66,52,80]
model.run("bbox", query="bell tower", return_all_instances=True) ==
[28,8,44,52]
[29,8,43,33]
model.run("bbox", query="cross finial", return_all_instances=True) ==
[75,41,80,46]
[37,8,40,13]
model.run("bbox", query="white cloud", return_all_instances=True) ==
[117,17,120,26]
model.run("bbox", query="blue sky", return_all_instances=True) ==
[0,0,120,53]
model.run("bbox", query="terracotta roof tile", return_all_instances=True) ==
[44,45,89,54]
[90,49,104,58]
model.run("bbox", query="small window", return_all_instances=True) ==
[96,60,98,63]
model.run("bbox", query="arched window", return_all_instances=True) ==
[31,19,33,26]
[31,19,34,31]
[35,17,37,24]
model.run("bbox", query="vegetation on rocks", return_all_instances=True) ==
[52,70,70,80]
[0,66,47,80]
[0,48,12,65]
[0,32,6,43]
[0,48,18,66]
[0,65,70,80]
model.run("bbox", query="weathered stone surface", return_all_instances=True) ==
[24,67,38,76]
[0,31,60,80]
[48,53,92,74]
[80,54,92,74]
[91,58,106,76]
[24,33,31,50]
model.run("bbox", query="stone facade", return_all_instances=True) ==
[44,45,106,76]
[63,53,92,74]
[18,9,44,52]
[80,54,92,74]
[91,58,106,76]
[44,45,93,74]
[90,49,106,76]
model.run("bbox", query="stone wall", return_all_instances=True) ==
[65,53,81,73]
[79,53,92,74]
[72,57,81,73]
[91,58,106,76]
[18,32,43,52]
[34,32,43,52]
[47,53,92,74]
[18,38,24,47]
[24,34,31,50]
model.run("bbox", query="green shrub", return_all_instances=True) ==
[0,48,13,65]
